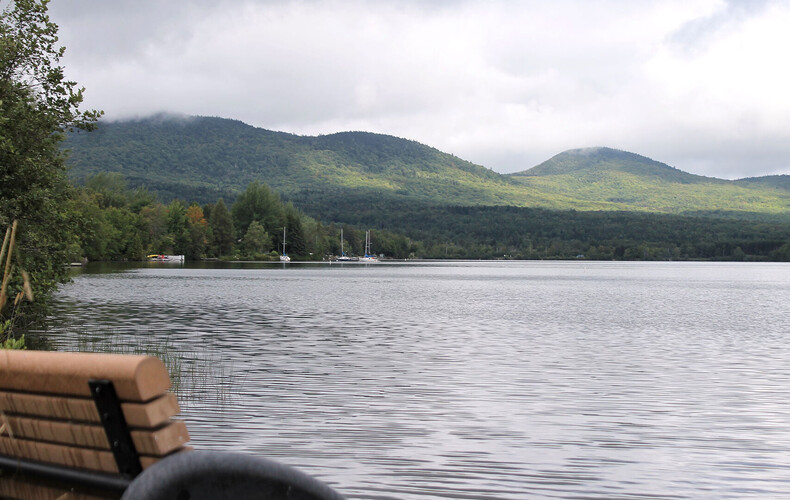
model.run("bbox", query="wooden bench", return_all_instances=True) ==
[0,350,345,500]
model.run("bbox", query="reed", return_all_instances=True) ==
[70,329,238,408]
[0,222,16,309]
[1,221,33,349]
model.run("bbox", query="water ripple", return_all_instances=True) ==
[35,261,790,499]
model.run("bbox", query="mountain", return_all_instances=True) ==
[64,114,559,208]
[512,147,720,184]
[507,147,789,216]
[734,175,790,191]
[63,115,790,221]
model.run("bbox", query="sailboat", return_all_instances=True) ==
[337,228,353,261]
[279,226,291,262]
[359,230,379,262]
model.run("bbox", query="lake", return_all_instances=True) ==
[33,261,790,499]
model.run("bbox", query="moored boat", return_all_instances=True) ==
[359,230,378,262]
[147,254,184,262]
[337,228,354,261]
[280,227,291,262]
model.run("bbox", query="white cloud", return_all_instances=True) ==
[48,0,790,178]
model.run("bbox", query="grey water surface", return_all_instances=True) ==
[37,261,790,499]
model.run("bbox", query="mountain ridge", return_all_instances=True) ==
[734,174,790,191]
[62,115,790,220]
[511,146,725,185]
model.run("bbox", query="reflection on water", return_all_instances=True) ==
[37,261,790,499]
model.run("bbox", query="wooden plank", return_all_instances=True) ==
[0,415,109,449]
[123,393,180,428]
[0,417,189,457]
[0,436,186,474]
[0,436,118,474]
[0,350,170,402]
[0,391,97,423]
[0,476,107,500]
[0,391,180,428]
[131,421,190,456]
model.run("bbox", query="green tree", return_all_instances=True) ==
[241,220,271,257]
[208,198,234,257]
[0,0,101,327]
[103,207,143,260]
[67,189,109,261]
[302,218,328,259]
[185,203,208,260]
[166,200,189,255]
[139,203,168,253]
[231,181,284,239]
[771,243,790,261]
[283,204,306,257]
[85,172,129,208]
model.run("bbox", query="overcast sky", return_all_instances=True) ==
[41,0,790,178]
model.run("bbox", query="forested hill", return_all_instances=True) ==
[63,114,533,207]
[512,147,720,184]
[506,147,790,216]
[734,175,790,191]
[63,115,790,220]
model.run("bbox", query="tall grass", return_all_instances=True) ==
[70,329,241,409]
[1,221,33,349]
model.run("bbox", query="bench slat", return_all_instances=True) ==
[0,391,180,428]
[132,421,190,456]
[1,416,189,457]
[0,435,119,473]
[123,393,181,429]
[1,415,109,448]
[0,436,179,474]
[0,350,170,402]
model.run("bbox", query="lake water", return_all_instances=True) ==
[34,261,790,499]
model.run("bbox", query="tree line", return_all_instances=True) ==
[73,174,790,264]
[290,191,790,261]
[68,173,413,262]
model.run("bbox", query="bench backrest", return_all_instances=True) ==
[0,350,190,499]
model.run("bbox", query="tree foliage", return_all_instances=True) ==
[0,0,101,327]
[60,170,790,263]
[241,220,270,257]
[231,181,284,241]
[208,198,234,257]
[65,173,418,261]
[184,203,208,260]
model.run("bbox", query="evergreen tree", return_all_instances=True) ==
[283,204,307,257]
[231,181,284,239]
[208,198,234,257]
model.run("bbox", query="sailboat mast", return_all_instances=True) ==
[279,226,291,261]
[358,229,378,262]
